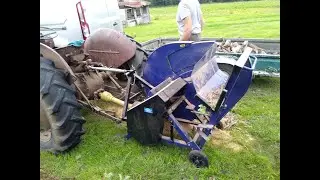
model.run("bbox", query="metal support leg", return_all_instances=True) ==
[134,74,154,89]
[122,72,134,120]
[164,114,201,151]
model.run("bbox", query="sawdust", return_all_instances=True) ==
[211,113,248,152]
[211,129,243,152]
[218,112,238,130]
[246,135,255,143]
[211,114,255,152]
[161,117,245,152]
[161,112,240,149]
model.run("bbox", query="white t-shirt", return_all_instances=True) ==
[176,0,202,35]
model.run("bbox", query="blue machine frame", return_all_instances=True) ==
[128,41,256,153]
[143,41,256,150]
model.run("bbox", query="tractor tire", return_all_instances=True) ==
[40,57,85,153]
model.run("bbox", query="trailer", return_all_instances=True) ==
[141,37,280,78]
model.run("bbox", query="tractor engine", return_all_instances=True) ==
[57,28,148,101]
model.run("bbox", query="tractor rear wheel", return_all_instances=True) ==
[40,57,85,153]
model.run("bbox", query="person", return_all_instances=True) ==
[176,0,204,41]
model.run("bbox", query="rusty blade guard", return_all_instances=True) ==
[84,28,136,68]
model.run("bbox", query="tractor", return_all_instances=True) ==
[40,28,255,167]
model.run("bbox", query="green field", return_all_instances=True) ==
[125,0,280,42]
[40,0,280,179]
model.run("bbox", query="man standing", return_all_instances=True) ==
[176,0,204,41]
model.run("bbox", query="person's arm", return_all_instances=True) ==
[180,16,192,41]
[178,3,192,41]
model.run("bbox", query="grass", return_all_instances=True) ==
[124,0,280,42]
[40,0,280,179]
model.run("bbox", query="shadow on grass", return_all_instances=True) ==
[251,76,279,89]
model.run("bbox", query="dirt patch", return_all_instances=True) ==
[40,169,59,180]
[40,129,51,142]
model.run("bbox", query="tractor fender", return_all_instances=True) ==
[40,43,76,84]
[83,28,136,68]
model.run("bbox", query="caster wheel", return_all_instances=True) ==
[188,150,209,168]
[125,134,131,140]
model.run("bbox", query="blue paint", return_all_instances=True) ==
[144,107,153,114]
[143,41,216,121]
[125,133,131,140]
[142,41,254,152]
